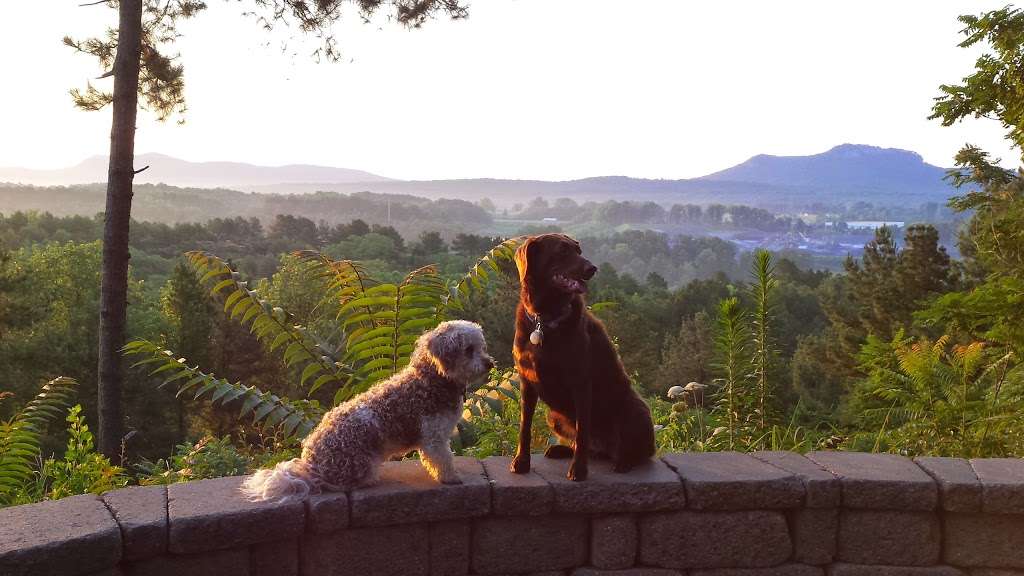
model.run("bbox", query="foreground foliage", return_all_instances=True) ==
[2,397,127,507]
[846,335,1024,456]
[0,378,79,505]
[123,241,520,444]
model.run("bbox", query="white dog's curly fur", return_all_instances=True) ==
[242,320,494,502]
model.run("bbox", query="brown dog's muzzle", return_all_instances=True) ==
[582,260,597,280]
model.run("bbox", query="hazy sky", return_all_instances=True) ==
[0,1,1019,180]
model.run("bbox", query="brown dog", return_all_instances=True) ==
[509,233,656,481]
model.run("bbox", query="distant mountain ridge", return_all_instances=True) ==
[700,144,951,193]
[0,153,391,187]
[0,144,959,209]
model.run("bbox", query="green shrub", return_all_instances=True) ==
[459,370,551,458]
[38,405,128,500]
[136,435,252,485]
[0,377,79,506]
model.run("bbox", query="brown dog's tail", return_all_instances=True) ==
[241,458,320,503]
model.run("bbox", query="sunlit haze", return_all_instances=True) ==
[0,1,1018,180]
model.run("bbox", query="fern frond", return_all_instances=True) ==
[185,251,351,397]
[293,250,378,316]
[0,377,78,503]
[444,237,521,314]
[336,265,448,403]
[123,340,322,439]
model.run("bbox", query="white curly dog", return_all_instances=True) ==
[242,320,494,502]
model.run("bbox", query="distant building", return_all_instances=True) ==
[824,221,905,229]
[846,221,905,230]
[542,217,558,223]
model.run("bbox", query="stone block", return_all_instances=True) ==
[971,458,1024,514]
[807,451,937,510]
[430,520,470,576]
[945,513,1024,568]
[350,457,489,527]
[664,452,803,510]
[639,510,791,569]
[251,538,297,576]
[102,484,168,561]
[483,455,555,515]
[792,508,837,565]
[300,523,429,576]
[573,565,684,569]
[168,475,304,554]
[690,566,824,576]
[914,457,982,512]
[827,565,964,576]
[532,456,685,514]
[122,547,250,576]
[837,510,939,566]
[305,492,349,534]
[472,515,588,574]
[753,451,840,508]
[0,493,122,576]
[590,515,637,569]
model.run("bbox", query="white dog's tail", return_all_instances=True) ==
[241,458,320,503]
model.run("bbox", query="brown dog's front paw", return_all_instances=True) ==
[567,461,588,481]
[509,454,531,474]
[441,475,463,485]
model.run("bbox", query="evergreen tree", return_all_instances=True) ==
[0,242,16,344]
[844,226,902,337]
[646,271,669,291]
[897,224,959,306]
[153,262,215,445]
[161,262,213,369]
[842,224,956,341]
[416,231,448,256]
[65,0,470,456]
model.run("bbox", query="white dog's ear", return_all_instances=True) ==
[427,325,462,375]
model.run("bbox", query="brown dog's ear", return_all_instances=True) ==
[514,236,536,287]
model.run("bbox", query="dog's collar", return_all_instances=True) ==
[525,304,573,346]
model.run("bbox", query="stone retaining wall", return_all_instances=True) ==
[2,451,1024,576]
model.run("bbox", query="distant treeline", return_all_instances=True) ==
[0,183,493,239]
[0,210,758,289]
[0,210,502,281]
[0,183,958,243]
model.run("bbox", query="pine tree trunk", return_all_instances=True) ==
[97,0,143,459]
